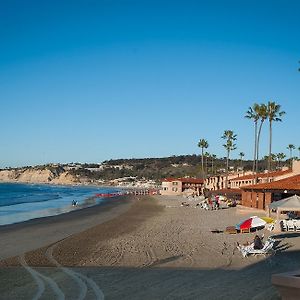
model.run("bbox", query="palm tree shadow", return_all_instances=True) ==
[149,255,184,267]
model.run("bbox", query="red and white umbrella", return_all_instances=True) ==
[236,216,267,230]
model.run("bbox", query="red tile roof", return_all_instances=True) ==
[230,169,292,181]
[211,189,242,194]
[162,178,204,184]
[241,174,300,191]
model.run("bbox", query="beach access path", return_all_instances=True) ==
[1,195,300,299]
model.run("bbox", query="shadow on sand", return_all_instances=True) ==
[1,249,300,300]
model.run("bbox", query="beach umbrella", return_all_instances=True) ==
[261,216,275,224]
[236,216,267,230]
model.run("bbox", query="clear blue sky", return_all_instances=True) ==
[0,0,299,168]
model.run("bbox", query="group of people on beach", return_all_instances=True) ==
[198,196,220,210]
[181,194,238,211]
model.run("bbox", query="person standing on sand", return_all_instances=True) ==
[208,198,212,209]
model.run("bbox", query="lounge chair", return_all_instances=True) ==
[287,220,295,232]
[296,220,300,232]
[225,226,238,234]
[281,220,287,232]
[266,222,275,232]
[237,237,276,257]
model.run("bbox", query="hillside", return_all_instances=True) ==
[0,154,282,185]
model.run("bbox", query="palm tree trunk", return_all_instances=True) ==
[201,148,204,182]
[253,122,257,175]
[226,150,229,189]
[268,121,272,181]
[211,157,214,174]
[256,121,264,175]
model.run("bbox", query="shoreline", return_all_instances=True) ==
[0,195,134,261]
[0,182,124,227]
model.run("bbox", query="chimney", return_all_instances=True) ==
[292,160,300,175]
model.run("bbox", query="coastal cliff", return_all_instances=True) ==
[0,167,81,185]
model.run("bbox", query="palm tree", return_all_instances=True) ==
[256,104,268,174]
[267,101,285,178]
[245,104,260,175]
[239,152,245,170]
[287,144,295,167]
[276,152,286,168]
[270,153,277,171]
[222,130,237,189]
[198,139,209,182]
[298,146,300,159]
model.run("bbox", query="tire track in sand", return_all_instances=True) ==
[143,245,158,267]
[19,254,65,300]
[45,243,104,300]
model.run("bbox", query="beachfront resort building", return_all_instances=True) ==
[160,178,204,196]
[204,161,300,210]
[205,172,250,191]
[239,161,300,210]
[205,165,298,192]
[229,168,293,189]
[241,174,300,210]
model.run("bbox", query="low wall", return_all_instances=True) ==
[272,269,300,300]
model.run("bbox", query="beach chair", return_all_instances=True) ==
[266,222,275,232]
[240,228,250,233]
[225,226,238,234]
[295,220,300,232]
[237,237,276,257]
[287,220,295,232]
[281,220,287,232]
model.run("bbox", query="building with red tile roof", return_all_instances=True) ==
[203,161,300,210]
[242,174,300,191]
[161,177,204,196]
[229,169,293,189]
[241,173,300,210]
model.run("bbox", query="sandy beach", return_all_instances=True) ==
[1,195,300,299]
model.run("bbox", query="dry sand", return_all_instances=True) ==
[1,195,300,299]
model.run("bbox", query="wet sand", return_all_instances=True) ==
[0,195,133,261]
[1,195,300,299]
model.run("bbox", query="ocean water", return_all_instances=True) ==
[0,183,120,226]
